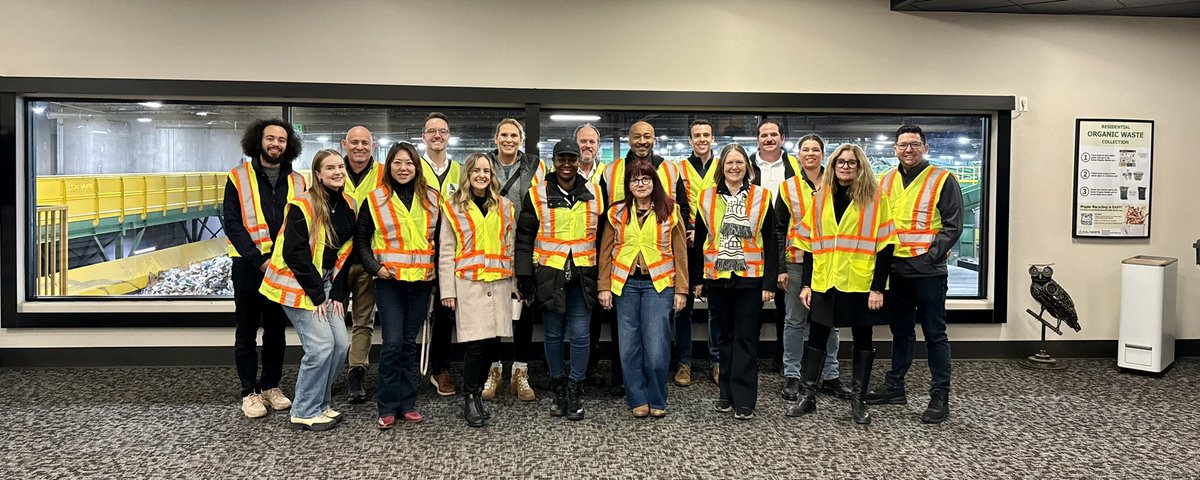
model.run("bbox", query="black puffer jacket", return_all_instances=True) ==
[515,172,600,314]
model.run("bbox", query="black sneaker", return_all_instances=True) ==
[863,382,907,405]
[347,366,367,404]
[780,377,800,401]
[714,399,733,413]
[733,408,755,420]
[921,389,950,424]
[818,378,852,400]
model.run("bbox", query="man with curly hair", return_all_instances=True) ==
[224,119,306,419]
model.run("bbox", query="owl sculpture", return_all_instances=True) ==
[1028,265,1082,334]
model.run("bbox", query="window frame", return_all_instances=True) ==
[0,77,1012,327]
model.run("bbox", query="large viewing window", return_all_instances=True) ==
[8,84,1006,327]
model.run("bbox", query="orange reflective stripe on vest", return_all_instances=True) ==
[368,186,440,281]
[531,182,601,269]
[699,185,770,280]
[444,196,515,282]
[607,203,677,296]
[228,162,306,257]
[259,191,356,310]
[880,166,949,258]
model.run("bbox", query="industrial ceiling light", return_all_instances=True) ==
[138,102,163,108]
[549,114,601,122]
[137,118,152,123]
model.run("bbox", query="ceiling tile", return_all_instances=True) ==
[1021,0,1128,12]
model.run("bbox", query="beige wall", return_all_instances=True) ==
[3,0,1199,348]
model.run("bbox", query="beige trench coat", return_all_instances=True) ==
[437,203,516,343]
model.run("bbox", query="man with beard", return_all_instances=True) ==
[748,119,802,378]
[340,126,384,404]
[225,119,306,418]
[421,112,462,397]
[676,119,719,386]
[574,123,606,184]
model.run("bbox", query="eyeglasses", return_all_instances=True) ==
[630,177,653,186]
[895,142,925,150]
[423,128,449,136]
[834,160,859,168]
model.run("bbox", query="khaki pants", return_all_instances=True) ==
[346,263,377,367]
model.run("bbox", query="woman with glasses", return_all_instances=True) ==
[437,152,518,427]
[692,143,777,420]
[258,149,356,431]
[793,144,897,425]
[353,142,441,430]
[598,161,688,418]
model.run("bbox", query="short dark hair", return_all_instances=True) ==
[425,112,449,126]
[757,119,784,137]
[689,119,712,135]
[895,124,925,143]
[240,118,302,163]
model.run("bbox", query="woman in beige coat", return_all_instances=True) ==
[438,152,518,428]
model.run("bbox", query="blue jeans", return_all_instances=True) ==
[670,291,694,368]
[884,274,951,392]
[542,284,591,381]
[375,279,433,416]
[281,275,349,419]
[782,263,840,380]
[615,278,673,409]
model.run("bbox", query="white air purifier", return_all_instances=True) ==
[1118,256,1177,373]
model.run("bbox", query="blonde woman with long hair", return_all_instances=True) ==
[437,153,519,427]
[794,144,897,425]
[258,148,357,431]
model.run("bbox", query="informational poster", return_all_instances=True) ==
[1072,119,1154,238]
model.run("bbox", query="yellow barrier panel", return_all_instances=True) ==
[66,238,229,296]
[35,172,229,226]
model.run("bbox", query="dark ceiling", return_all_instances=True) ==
[892,0,1200,17]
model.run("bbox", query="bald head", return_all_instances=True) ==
[628,121,656,161]
[342,126,375,171]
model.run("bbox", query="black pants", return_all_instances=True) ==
[772,294,785,364]
[499,304,537,364]
[232,259,287,397]
[709,287,763,411]
[428,293,455,375]
[808,323,873,351]
[588,301,622,382]
[463,337,501,392]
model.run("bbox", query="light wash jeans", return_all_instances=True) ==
[782,262,841,380]
[615,278,673,410]
[281,274,349,419]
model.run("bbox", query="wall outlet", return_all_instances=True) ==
[1017,96,1029,112]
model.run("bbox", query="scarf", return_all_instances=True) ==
[715,186,752,272]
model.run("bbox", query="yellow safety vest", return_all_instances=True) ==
[679,157,718,222]
[879,166,950,258]
[227,162,306,257]
[601,157,681,205]
[779,176,816,263]
[797,188,898,293]
[699,184,770,280]
[343,161,385,208]
[258,192,356,310]
[422,156,463,197]
[530,181,603,269]
[443,196,516,282]
[606,203,679,296]
[367,186,441,281]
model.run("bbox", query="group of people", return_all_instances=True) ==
[224,113,962,431]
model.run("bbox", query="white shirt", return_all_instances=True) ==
[756,153,787,194]
[423,154,452,176]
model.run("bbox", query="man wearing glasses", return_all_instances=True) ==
[866,124,963,424]
[421,112,463,398]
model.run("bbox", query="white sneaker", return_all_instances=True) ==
[241,394,268,419]
[260,388,292,410]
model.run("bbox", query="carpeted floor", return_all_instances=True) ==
[2,358,1198,479]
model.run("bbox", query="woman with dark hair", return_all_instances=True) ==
[353,142,441,429]
[794,144,897,425]
[258,148,356,431]
[437,153,518,427]
[692,143,777,420]
[598,160,688,418]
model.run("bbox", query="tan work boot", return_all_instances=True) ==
[241,393,268,419]
[511,363,536,401]
[431,371,457,396]
[260,388,292,410]
[482,362,502,400]
[674,364,692,387]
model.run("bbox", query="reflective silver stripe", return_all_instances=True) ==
[376,252,435,265]
[233,164,270,246]
[912,168,947,230]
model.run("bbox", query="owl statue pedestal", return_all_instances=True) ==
[1019,308,1069,371]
